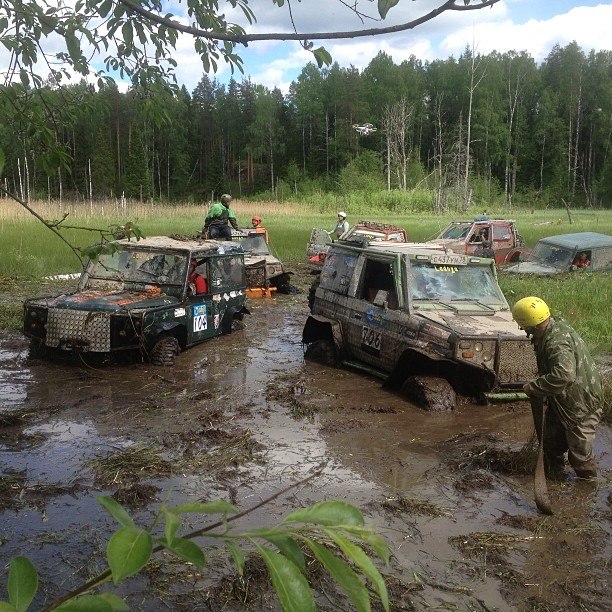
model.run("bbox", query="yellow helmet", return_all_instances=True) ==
[512,296,551,328]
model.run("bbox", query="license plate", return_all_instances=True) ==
[430,253,468,265]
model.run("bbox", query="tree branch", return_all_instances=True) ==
[117,0,501,44]
[45,465,326,610]
[0,187,84,265]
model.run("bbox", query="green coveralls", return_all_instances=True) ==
[527,318,603,478]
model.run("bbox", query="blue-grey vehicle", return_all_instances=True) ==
[505,232,612,275]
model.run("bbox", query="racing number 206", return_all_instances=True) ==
[361,326,381,353]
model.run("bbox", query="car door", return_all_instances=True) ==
[186,259,215,345]
[490,222,515,262]
[346,253,402,371]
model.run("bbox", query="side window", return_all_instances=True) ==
[591,246,612,270]
[319,252,358,295]
[492,225,511,241]
[359,259,399,309]
[210,255,244,289]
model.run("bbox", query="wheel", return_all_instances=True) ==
[401,375,456,411]
[304,339,338,366]
[28,340,48,360]
[150,335,180,366]
[307,276,320,312]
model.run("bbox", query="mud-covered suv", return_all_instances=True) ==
[303,241,536,408]
[24,237,249,365]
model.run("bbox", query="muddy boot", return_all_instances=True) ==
[572,458,597,480]
[544,454,567,481]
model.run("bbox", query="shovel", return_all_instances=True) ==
[532,400,554,515]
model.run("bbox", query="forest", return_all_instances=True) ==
[1,41,611,211]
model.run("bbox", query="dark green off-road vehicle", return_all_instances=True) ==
[303,241,537,409]
[23,236,249,365]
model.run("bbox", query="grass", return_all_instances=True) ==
[1,198,611,351]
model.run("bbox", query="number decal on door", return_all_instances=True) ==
[193,304,208,332]
[361,326,381,354]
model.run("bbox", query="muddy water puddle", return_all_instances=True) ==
[1,292,611,610]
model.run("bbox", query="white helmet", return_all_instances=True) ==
[338,211,347,218]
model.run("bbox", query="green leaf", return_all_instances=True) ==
[338,527,390,565]
[282,501,364,527]
[325,531,389,612]
[55,595,113,611]
[98,594,130,611]
[7,557,38,612]
[313,46,332,68]
[98,496,135,528]
[163,509,181,544]
[255,546,315,612]
[378,0,400,19]
[305,539,370,612]
[107,527,152,584]
[0,603,17,611]
[263,535,305,572]
[98,0,113,18]
[172,500,237,515]
[225,541,245,577]
[161,537,206,569]
[122,22,133,46]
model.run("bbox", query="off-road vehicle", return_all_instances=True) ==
[429,218,528,264]
[303,241,536,409]
[23,236,249,365]
[306,220,409,265]
[231,228,293,296]
[505,231,612,275]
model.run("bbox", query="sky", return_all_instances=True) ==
[1,1,611,94]
[164,0,611,94]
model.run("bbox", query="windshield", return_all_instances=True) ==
[88,250,188,285]
[529,242,573,268]
[439,223,472,240]
[410,262,506,305]
[235,234,270,255]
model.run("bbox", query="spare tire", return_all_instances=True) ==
[151,335,180,366]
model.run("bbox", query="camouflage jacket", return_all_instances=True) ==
[529,317,603,422]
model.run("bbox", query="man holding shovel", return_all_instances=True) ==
[512,297,603,481]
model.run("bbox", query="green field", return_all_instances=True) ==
[1,200,611,353]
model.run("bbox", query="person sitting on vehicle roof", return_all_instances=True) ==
[328,212,349,239]
[188,258,207,295]
[572,251,590,269]
[203,194,238,241]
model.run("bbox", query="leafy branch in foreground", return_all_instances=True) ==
[1,478,390,611]
[0,186,143,264]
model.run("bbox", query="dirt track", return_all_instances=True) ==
[0,270,610,610]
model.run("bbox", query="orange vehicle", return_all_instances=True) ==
[429,218,528,264]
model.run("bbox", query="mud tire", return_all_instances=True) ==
[304,339,338,366]
[150,335,180,366]
[28,340,48,360]
[401,375,456,411]
[307,276,320,312]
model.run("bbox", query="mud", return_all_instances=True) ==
[0,267,611,611]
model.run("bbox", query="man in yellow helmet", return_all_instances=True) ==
[512,296,603,480]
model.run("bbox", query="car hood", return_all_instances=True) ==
[504,260,561,275]
[427,238,466,253]
[416,309,525,339]
[243,253,281,266]
[28,289,178,312]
